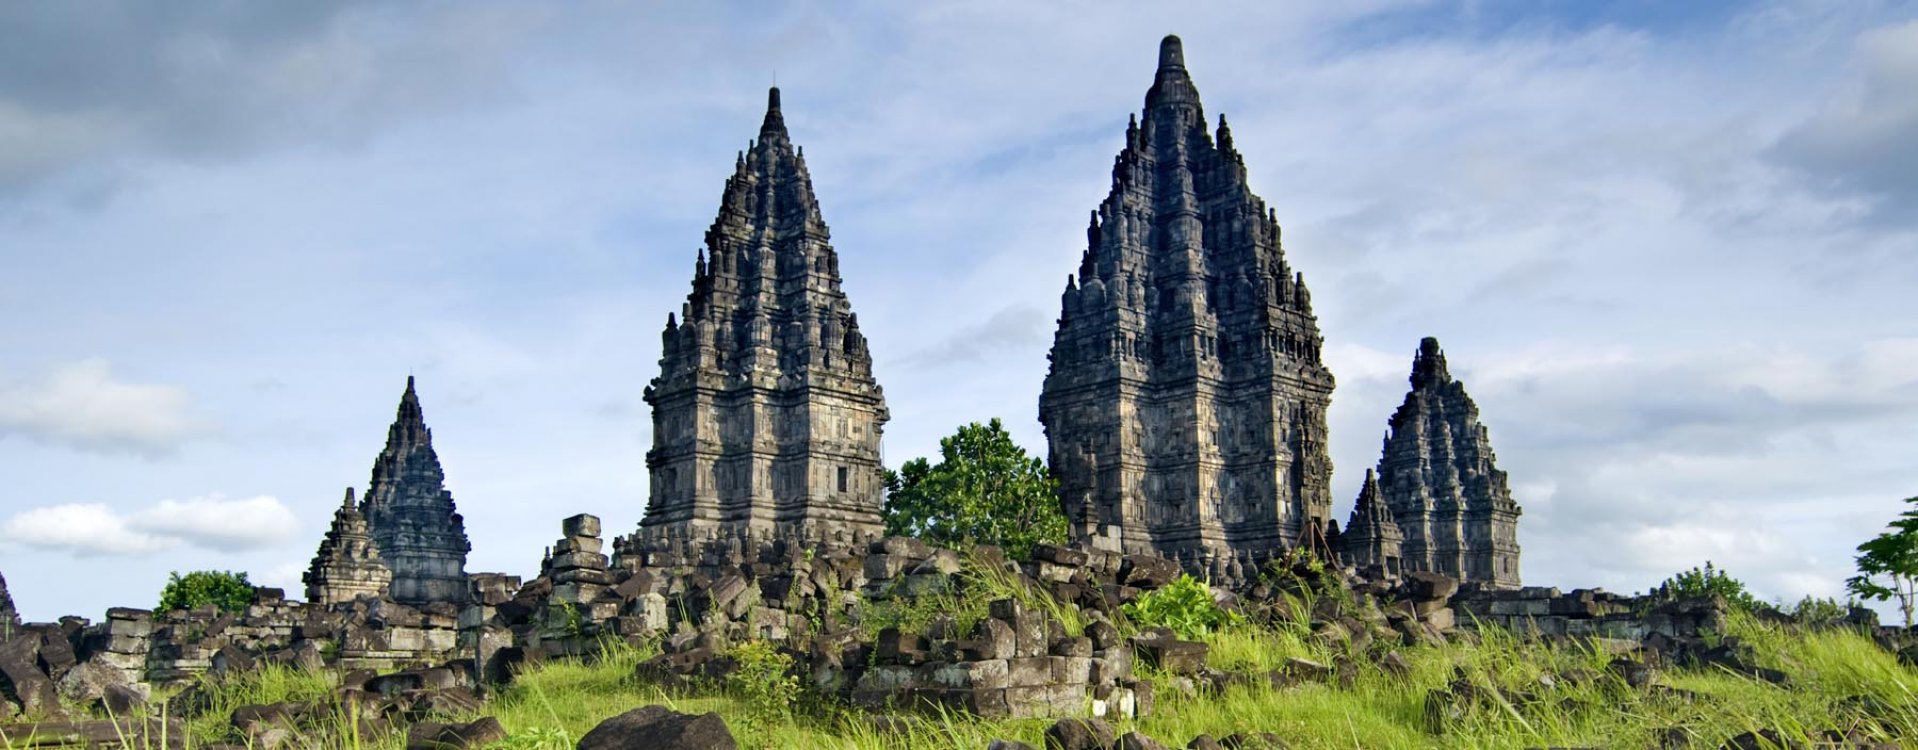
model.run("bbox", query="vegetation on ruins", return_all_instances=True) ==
[881,418,1066,558]
[1847,496,1918,627]
[1649,561,1763,613]
[122,593,1916,750]
[1122,574,1243,639]
[156,570,255,614]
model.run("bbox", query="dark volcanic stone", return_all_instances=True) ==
[405,716,507,750]
[577,705,737,750]
[1044,717,1117,750]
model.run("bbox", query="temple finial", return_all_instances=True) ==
[1159,35,1185,71]
[1411,336,1451,389]
[760,86,787,138]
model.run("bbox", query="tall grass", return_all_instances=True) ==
[15,593,1912,750]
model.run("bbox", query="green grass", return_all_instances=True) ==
[17,604,1913,750]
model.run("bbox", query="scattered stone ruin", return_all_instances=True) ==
[7,518,1907,747]
[632,86,890,551]
[1039,35,1337,565]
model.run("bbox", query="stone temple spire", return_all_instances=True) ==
[359,376,471,604]
[1336,469,1404,578]
[1376,338,1521,588]
[634,87,889,549]
[303,487,392,605]
[1041,34,1336,566]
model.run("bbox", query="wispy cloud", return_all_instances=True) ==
[0,359,215,457]
[0,495,300,557]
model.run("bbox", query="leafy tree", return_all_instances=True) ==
[1650,561,1762,612]
[1846,496,1918,627]
[158,570,255,614]
[883,418,1066,559]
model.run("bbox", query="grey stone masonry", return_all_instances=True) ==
[1040,36,1336,565]
[359,376,471,606]
[1376,338,1521,588]
[1334,469,1403,580]
[634,87,889,549]
[303,488,393,605]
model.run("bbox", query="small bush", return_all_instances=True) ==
[1785,595,1848,625]
[726,640,803,739]
[158,570,255,614]
[1123,574,1242,639]
[1649,561,1762,612]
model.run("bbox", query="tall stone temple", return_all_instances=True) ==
[631,88,890,549]
[357,377,472,604]
[1040,36,1337,567]
[1375,338,1522,587]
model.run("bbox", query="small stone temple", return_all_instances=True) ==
[357,376,472,605]
[630,88,890,549]
[1334,469,1404,578]
[1040,35,1337,567]
[302,488,393,605]
[1376,338,1522,587]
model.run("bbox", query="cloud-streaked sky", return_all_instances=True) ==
[2,1,1914,622]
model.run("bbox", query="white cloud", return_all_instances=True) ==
[0,359,214,457]
[0,503,174,557]
[127,495,301,552]
[0,495,299,557]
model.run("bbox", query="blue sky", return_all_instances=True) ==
[2,0,1915,621]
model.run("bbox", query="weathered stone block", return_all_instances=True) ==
[562,514,602,539]
[1013,611,1046,658]
[1131,636,1206,675]
[1006,657,1050,687]
[1050,655,1092,684]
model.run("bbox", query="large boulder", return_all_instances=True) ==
[577,705,737,750]
[0,635,61,719]
[1044,717,1117,750]
[405,716,507,750]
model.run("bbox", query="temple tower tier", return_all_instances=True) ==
[1039,35,1336,566]
[1375,337,1522,588]
[629,87,890,551]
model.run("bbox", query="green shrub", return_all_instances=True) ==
[1123,574,1242,640]
[157,570,255,614]
[1649,561,1762,612]
[1786,595,1848,625]
[725,640,802,739]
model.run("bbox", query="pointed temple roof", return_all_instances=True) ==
[358,376,470,604]
[656,86,876,384]
[1040,34,1336,561]
[303,487,391,604]
[638,86,889,545]
[1344,469,1400,540]
[1377,336,1522,585]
